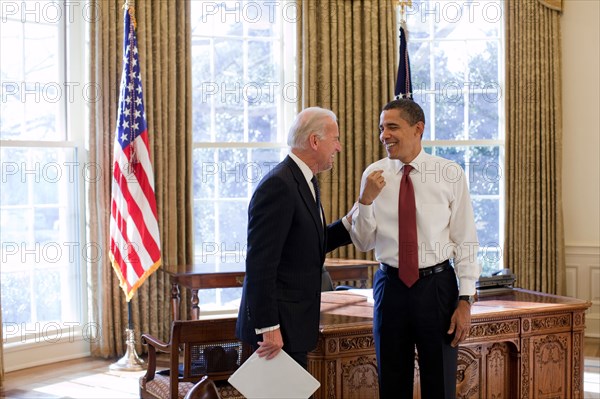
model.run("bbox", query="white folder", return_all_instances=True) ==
[228,350,320,399]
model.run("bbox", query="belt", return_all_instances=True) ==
[380,260,451,278]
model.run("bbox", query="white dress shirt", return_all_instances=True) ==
[351,149,481,296]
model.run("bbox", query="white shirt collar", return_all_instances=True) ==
[288,151,315,184]
[392,148,426,175]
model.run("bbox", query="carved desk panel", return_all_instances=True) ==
[309,289,590,399]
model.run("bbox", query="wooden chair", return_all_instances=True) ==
[139,318,251,399]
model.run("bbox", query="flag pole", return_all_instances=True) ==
[110,300,146,371]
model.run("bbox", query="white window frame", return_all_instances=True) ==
[1,0,89,371]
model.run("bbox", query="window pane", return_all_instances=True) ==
[248,106,277,142]
[418,93,433,140]
[1,146,81,332]
[468,93,500,140]
[434,41,465,85]
[1,21,24,80]
[24,22,59,82]
[479,247,502,277]
[432,146,466,170]
[215,106,244,142]
[34,207,59,244]
[217,148,249,198]
[192,38,212,142]
[0,208,29,244]
[35,269,62,321]
[214,38,243,93]
[0,272,31,324]
[434,96,465,140]
[409,41,431,92]
[246,3,279,37]
[430,1,501,39]
[32,149,61,204]
[473,198,499,248]
[469,146,500,196]
[1,16,63,141]
[218,200,248,252]
[1,148,28,205]
[199,287,243,309]
[194,200,216,256]
[193,147,284,263]
[468,41,499,83]
[405,6,430,40]
[248,40,278,82]
[194,148,217,198]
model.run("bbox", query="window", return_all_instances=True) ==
[406,0,505,275]
[1,0,88,369]
[191,1,296,311]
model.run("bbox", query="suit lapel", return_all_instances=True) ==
[283,156,325,255]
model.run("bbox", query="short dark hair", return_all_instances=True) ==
[382,99,425,126]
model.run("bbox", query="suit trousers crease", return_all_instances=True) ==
[373,266,459,399]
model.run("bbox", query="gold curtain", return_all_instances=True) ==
[297,0,396,262]
[505,0,565,294]
[88,0,192,357]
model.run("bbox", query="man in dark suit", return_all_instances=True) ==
[236,107,353,368]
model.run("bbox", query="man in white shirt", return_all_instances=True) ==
[351,99,481,398]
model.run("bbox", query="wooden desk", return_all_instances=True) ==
[310,289,591,399]
[163,259,378,320]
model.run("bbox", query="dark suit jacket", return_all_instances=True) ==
[236,156,352,353]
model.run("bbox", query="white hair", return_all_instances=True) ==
[287,107,337,150]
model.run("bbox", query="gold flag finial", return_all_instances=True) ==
[122,1,137,30]
[397,0,412,21]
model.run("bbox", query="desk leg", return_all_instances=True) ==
[171,283,180,321]
[190,289,200,320]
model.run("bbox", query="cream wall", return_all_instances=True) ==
[561,0,600,337]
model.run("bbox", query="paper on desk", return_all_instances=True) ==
[228,350,320,399]
[347,288,374,303]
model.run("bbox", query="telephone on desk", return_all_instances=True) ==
[476,268,517,295]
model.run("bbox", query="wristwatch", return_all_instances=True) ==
[459,295,474,305]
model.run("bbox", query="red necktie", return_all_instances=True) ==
[398,164,419,287]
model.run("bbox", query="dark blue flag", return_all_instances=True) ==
[395,25,413,100]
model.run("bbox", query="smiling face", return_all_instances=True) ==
[313,118,341,173]
[379,108,424,163]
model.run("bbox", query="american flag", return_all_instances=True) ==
[109,5,161,302]
[395,22,413,100]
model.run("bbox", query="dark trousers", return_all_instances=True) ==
[373,265,459,399]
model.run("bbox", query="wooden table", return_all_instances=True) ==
[163,259,378,320]
[310,289,591,399]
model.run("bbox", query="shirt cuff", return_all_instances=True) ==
[458,278,477,296]
[342,215,351,230]
[255,324,280,335]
